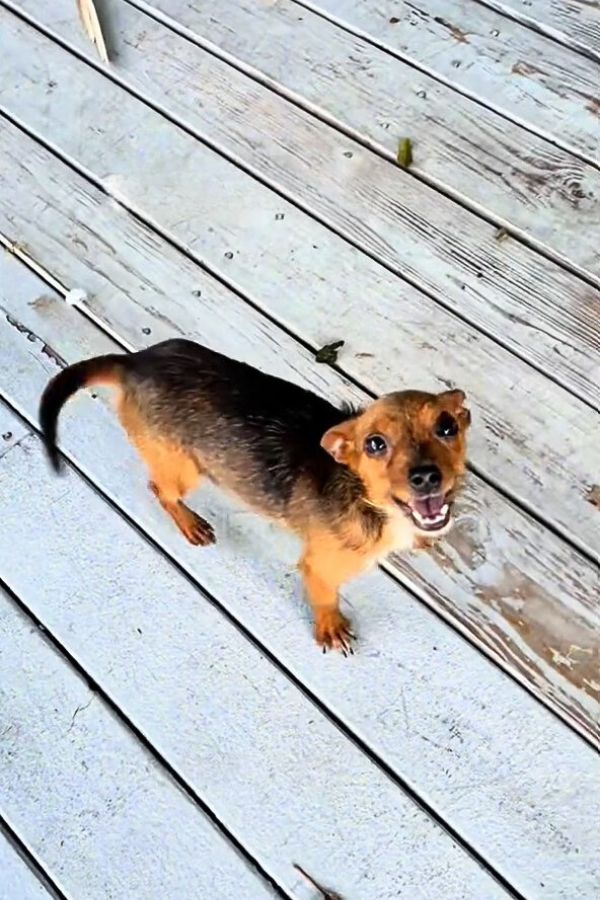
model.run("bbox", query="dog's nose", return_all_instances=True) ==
[409,464,442,494]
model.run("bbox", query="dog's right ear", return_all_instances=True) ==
[321,419,356,464]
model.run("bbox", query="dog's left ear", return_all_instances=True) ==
[439,389,471,427]
[321,419,356,464]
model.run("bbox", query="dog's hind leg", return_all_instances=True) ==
[147,459,215,546]
[118,398,215,546]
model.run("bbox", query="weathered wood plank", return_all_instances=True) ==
[481,0,600,60]
[11,0,600,401]
[0,430,514,900]
[0,32,598,557]
[0,401,29,459]
[2,239,600,898]
[1,121,598,742]
[0,828,52,900]
[0,585,276,900]
[295,0,600,162]
[124,0,600,278]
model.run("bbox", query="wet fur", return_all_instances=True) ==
[39,339,469,652]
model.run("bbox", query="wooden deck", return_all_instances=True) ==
[0,1,598,897]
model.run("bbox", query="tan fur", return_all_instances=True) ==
[118,388,468,650]
[300,390,469,649]
[118,396,214,546]
[299,533,368,652]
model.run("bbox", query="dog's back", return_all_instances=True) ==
[124,340,356,515]
[40,338,357,522]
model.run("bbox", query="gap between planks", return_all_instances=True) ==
[2,259,599,897]
[122,0,600,284]
[5,0,599,408]
[2,229,599,745]
[0,102,598,562]
[0,581,284,900]
[294,0,600,166]
[0,576,289,900]
[0,404,524,900]
[3,17,594,553]
[471,0,600,62]
[0,118,590,574]
[1,125,599,743]
[2,256,595,896]
[2,257,596,756]
[0,818,63,900]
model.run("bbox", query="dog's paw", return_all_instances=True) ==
[315,609,355,656]
[182,512,216,547]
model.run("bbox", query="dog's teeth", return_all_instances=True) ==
[412,506,448,527]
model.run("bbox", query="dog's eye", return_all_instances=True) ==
[364,434,388,456]
[435,412,458,438]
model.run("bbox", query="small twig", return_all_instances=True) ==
[66,695,95,735]
[293,863,344,899]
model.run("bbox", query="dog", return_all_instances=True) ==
[39,339,470,653]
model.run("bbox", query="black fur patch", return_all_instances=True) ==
[125,339,369,511]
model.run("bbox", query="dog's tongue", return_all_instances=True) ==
[413,496,444,517]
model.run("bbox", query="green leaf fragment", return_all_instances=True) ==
[397,137,413,168]
[315,340,345,364]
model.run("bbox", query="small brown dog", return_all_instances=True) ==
[40,339,470,652]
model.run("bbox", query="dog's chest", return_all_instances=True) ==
[378,509,417,557]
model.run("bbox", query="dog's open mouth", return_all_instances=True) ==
[394,494,452,532]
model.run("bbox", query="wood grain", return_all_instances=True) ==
[126,0,600,277]
[2,254,599,898]
[11,0,600,398]
[0,829,51,900]
[480,0,600,60]
[0,585,276,900]
[0,28,599,557]
[297,0,600,163]
[0,120,598,741]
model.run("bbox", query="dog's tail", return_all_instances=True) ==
[39,353,126,473]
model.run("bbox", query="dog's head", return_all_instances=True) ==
[321,389,470,535]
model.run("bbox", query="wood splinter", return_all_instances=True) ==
[76,0,109,63]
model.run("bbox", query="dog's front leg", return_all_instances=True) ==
[299,535,369,655]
